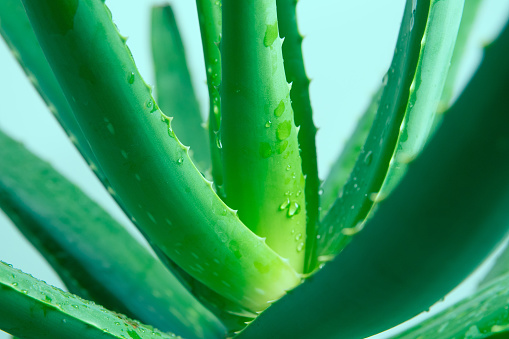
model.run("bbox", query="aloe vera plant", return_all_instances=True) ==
[1,0,509,338]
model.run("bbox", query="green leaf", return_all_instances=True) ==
[195,0,223,194]
[379,0,465,198]
[151,4,210,173]
[438,0,484,113]
[236,12,509,339]
[21,0,299,313]
[221,0,307,272]
[320,87,381,216]
[315,0,431,264]
[393,273,509,339]
[276,0,320,273]
[478,239,509,289]
[0,129,226,339]
[0,0,106,183]
[0,262,180,339]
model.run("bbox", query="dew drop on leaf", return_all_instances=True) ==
[364,150,373,165]
[259,142,272,158]
[127,72,135,84]
[288,202,301,217]
[297,242,304,252]
[274,100,285,117]
[277,120,292,140]
[263,21,279,47]
[279,198,290,210]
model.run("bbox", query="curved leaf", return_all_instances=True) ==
[236,16,509,339]
[151,5,210,172]
[393,273,509,339]
[195,0,223,193]
[276,0,320,273]
[21,0,300,313]
[0,129,226,338]
[0,262,180,339]
[221,0,307,272]
[315,0,431,265]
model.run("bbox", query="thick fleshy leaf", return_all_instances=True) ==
[393,273,509,339]
[195,0,223,194]
[0,262,180,339]
[151,5,210,172]
[21,0,300,313]
[379,0,464,198]
[221,0,307,272]
[236,16,509,339]
[276,0,320,273]
[315,0,431,265]
[0,0,106,182]
[0,129,225,338]
[320,87,381,216]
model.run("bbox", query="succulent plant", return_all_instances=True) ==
[1,0,509,338]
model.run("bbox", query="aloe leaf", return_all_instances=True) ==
[378,0,465,199]
[221,0,307,273]
[236,17,509,339]
[276,0,320,273]
[478,237,509,288]
[151,5,210,173]
[438,0,484,113]
[154,248,257,336]
[0,261,180,339]
[21,0,299,313]
[319,87,382,216]
[315,0,431,264]
[195,0,223,194]
[0,129,225,339]
[392,273,509,339]
[0,0,106,182]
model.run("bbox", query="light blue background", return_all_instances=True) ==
[0,1,508,337]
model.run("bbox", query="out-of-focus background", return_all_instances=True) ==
[0,1,508,338]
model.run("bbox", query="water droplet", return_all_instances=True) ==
[296,190,302,197]
[277,120,292,140]
[215,131,222,149]
[279,198,290,210]
[277,140,289,154]
[177,157,184,164]
[21,289,28,294]
[259,142,272,158]
[364,151,373,165]
[263,21,279,47]
[127,72,135,84]
[297,242,304,252]
[288,202,301,216]
[295,233,302,241]
[146,99,154,109]
[382,74,388,86]
[274,100,285,117]
[265,120,272,128]
[11,282,18,286]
